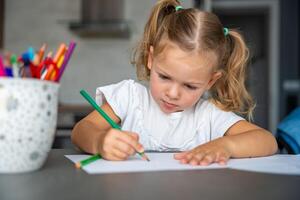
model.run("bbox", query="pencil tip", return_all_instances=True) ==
[144,155,150,162]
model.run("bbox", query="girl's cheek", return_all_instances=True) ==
[185,92,203,106]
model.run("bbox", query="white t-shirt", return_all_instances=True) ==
[96,79,244,151]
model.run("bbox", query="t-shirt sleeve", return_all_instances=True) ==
[95,79,136,121]
[209,102,245,139]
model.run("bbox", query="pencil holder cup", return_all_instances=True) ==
[0,78,59,173]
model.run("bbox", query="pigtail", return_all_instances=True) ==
[132,0,181,80]
[211,29,255,120]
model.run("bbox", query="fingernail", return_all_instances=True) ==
[219,160,227,165]
[200,161,208,166]
[180,159,187,164]
[138,146,144,153]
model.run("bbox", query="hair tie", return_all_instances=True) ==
[223,28,229,36]
[175,6,183,11]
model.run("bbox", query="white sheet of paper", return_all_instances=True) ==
[65,153,300,175]
[65,153,225,174]
[228,154,300,175]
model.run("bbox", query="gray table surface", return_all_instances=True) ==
[1,149,300,200]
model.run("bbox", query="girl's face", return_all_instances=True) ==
[147,42,221,114]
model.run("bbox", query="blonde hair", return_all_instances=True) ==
[131,0,255,120]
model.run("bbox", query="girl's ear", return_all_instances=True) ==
[147,46,154,70]
[206,71,222,90]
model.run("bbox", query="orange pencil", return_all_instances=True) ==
[44,43,67,80]
[37,43,47,64]
[53,43,67,63]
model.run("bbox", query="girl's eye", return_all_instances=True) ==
[158,74,170,80]
[185,85,198,90]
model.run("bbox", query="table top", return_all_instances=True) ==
[1,149,300,200]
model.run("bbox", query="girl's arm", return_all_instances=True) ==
[174,121,278,165]
[71,103,144,160]
[71,103,121,154]
[223,120,278,158]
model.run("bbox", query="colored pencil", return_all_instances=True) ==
[40,52,53,80]
[76,89,150,168]
[57,55,64,68]
[10,54,19,77]
[0,42,74,81]
[75,154,102,169]
[54,41,76,82]
[47,43,67,80]
[37,43,47,64]
[0,55,5,76]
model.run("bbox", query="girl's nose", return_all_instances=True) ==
[166,84,180,100]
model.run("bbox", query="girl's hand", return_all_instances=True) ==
[174,137,233,166]
[97,128,145,161]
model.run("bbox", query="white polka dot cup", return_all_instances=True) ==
[0,78,59,173]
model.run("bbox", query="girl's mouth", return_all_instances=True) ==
[161,99,178,111]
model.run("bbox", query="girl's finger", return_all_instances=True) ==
[115,139,136,156]
[199,153,216,165]
[130,132,139,141]
[186,152,205,165]
[116,132,144,153]
[217,154,229,165]
[112,148,129,160]
[174,151,191,164]
[174,151,188,160]
[180,152,194,164]
[218,158,228,165]
[194,152,205,161]
[189,158,200,166]
[102,152,123,161]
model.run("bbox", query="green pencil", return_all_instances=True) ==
[75,154,102,169]
[76,89,150,168]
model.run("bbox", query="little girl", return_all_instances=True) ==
[72,0,278,166]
